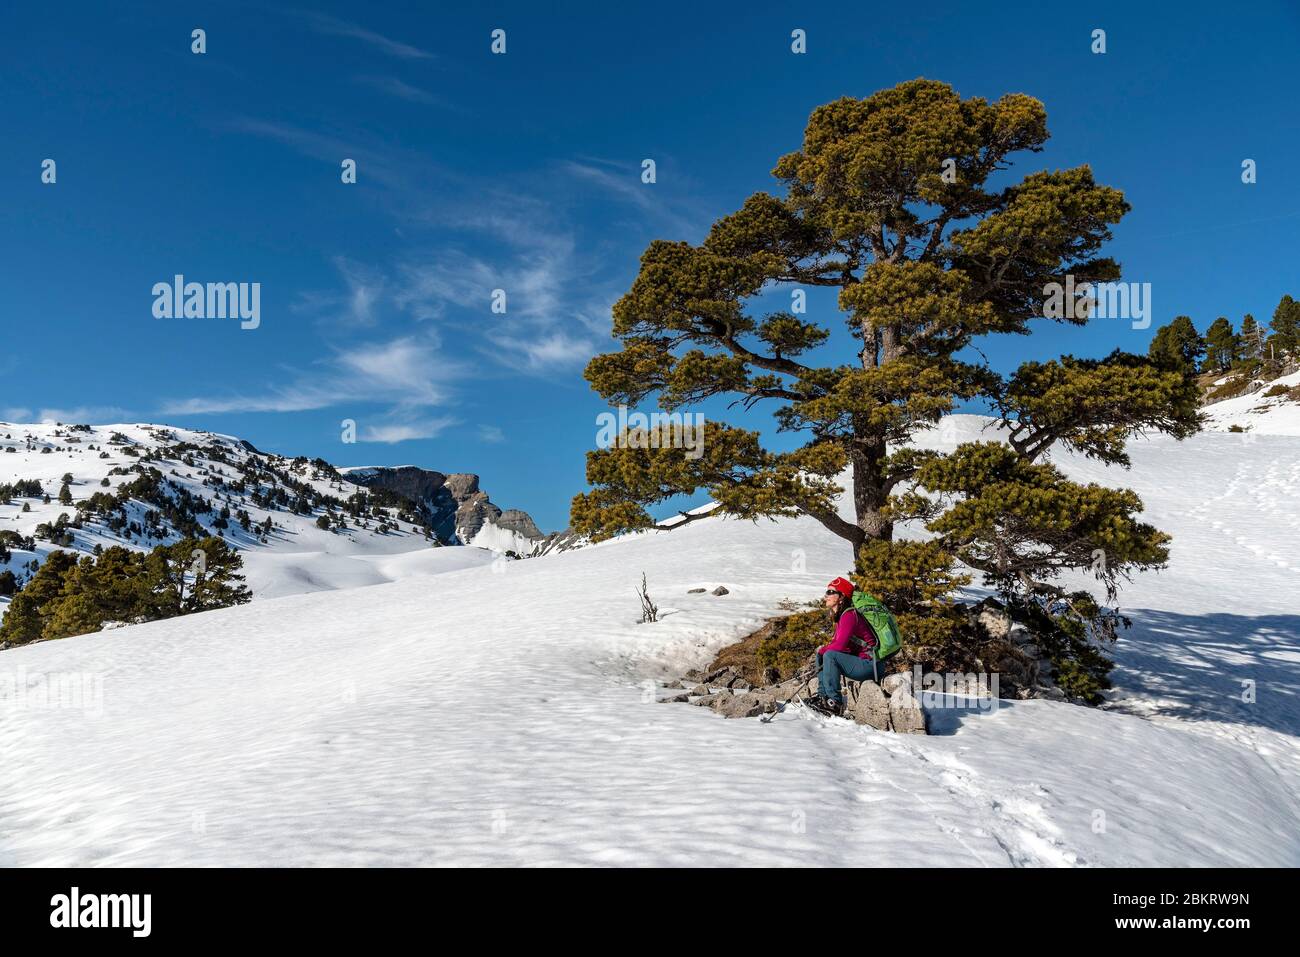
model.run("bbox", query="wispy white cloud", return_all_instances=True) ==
[393,232,575,323]
[484,328,603,374]
[290,258,384,328]
[477,424,505,443]
[161,336,461,416]
[389,233,610,373]
[1,405,133,424]
[360,416,459,443]
[356,74,447,107]
[228,118,413,191]
[301,12,435,60]
[561,159,703,239]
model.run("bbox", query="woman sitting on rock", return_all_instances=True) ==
[806,577,879,716]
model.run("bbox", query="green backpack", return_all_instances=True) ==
[851,591,902,660]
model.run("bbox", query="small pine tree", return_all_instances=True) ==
[1239,314,1262,360]
[1270,294,1300,358]
[1203,317,1240,372]
[1148,316,1205,372]
[58,482,73,505]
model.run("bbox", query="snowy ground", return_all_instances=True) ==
[1,416,1297,866]
[1201,369,1300,435]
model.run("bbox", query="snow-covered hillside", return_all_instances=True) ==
[1201,368,1300,435]
[0,422,510,612]
[1,415,1297,866]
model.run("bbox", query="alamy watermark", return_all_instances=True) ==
[1042,275,1151,329]
[152,275,260,329]
[912,665,1001,713]
[0,666,104,715]
[596,405,705,460]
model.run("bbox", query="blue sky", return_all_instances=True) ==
[3,1,1298,530]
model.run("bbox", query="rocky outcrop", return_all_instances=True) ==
[964,597,1064,701]
[529,527,588,557]
[666,661,927,732]
[497,509,542,540]
[341,465,547,549]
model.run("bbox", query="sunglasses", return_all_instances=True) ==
[825,590,840,597]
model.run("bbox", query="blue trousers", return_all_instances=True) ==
[818,651,878,704]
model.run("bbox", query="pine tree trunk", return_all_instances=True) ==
[849,318,898,549]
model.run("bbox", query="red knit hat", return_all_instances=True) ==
[826,576,854,599]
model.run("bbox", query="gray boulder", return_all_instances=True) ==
[888,688,928,734]
[711,585,730,596]
[977,606,1012,641]
[844,680,891,731]
[881,671,913,697]
[713,692,776,719]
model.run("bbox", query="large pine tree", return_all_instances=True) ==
[574,80,1201,674]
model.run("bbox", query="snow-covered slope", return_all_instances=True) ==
[1201,369,1300,435]
[1,416,1297,866]
[0,422,501,610]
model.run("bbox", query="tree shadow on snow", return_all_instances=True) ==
[1105,609,1300,738]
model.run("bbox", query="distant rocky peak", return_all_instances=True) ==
[340,464,542,548]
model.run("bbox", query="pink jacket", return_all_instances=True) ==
[819,609,878,659]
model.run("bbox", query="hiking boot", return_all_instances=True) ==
[804,695,842,717]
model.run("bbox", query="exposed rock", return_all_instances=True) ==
[844,680,891,731]
[888,689,928,734]
[688,684,710,696]
[682,668,705,682]
[687,587,707,594]
[690,695,719,708]
[658,692,691,704]
[496,508,543,540]
[881,672,913,697]
[343,464,548,549]
[711,585,730,596]
[977,605,1012,641]
[712,692,777,719]
[529,527,588,557]
[1008,623,1033,644]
